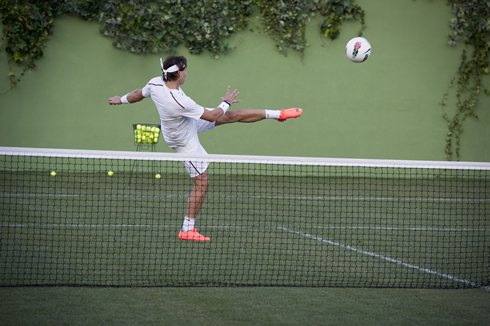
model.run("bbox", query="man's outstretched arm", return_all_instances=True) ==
[109,89,145,105]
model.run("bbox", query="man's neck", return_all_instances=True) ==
[165,80,180,90]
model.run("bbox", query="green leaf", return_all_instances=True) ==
[13,52,23,62]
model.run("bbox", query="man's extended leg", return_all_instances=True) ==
[215,109,265,125]
[215,108,302,126]
[179,171,211,241]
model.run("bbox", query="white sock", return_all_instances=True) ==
[182,216,195,232]
[265,110,281,119]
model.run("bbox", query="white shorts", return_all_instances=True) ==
[181,119,215,178]
[194,119,216,134]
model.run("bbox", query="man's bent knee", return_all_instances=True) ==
[193,171,209,189]
[216,110,243,126]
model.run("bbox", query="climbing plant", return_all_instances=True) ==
[256,0,316,60]
[101,0,253,56]
[0,0,365,93]
[442,0,490,160]
[317,0,365,41]
[255,0,365,60]
[0,0,64,92]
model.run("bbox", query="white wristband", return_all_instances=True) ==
[218,101,230,114]
[121,94,130,104]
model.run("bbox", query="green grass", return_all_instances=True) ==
[1,162,489,288]
[0,287,489,325]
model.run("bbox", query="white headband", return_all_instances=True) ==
[160,58,184,79]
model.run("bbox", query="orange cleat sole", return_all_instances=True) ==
[178,229,210,241]
[278,108,303,122]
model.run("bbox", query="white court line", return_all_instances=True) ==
[0,193,187,199]
[277,226,481,288]
[1,222,486,286]
[1,192,489,202]
[314,226,490,232]
[2,223,489,232]
[4,223,180,228]
[249,196,490,203]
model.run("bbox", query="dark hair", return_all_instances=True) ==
[162,55,187,81]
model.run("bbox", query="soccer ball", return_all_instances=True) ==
[345,37,371,63]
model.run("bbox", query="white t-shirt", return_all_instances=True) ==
[142,77,205,154]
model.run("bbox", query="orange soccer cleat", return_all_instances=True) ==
[278,108,303,122]
[178,229,210,241]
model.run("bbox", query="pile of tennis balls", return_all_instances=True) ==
[135,124,160,144]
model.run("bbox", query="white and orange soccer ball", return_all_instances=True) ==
[345,37,371,63]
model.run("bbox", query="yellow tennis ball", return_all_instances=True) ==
[50,171,56,176]
[108,171,114,176]
[155,174,161,179]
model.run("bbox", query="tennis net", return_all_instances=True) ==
[1,147,489,288]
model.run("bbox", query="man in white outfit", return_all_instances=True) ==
[109,55,302,241]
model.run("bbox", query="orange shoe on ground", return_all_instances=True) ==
[278,108,303,122]
[178,229,210,241]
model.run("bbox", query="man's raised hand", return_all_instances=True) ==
[221,86,241,105]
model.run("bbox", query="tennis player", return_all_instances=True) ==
[109,55,302,241]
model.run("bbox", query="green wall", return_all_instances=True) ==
[0,0,489,161]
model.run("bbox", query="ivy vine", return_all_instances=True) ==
[256,0,315,60]
[1,0,364,92]
[317,0,365,41]
[100,0,253,56]
[255,0,365,60]
[441,0,489,160]
[0,0,64,93]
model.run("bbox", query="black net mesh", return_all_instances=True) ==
[1,148,489,288]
